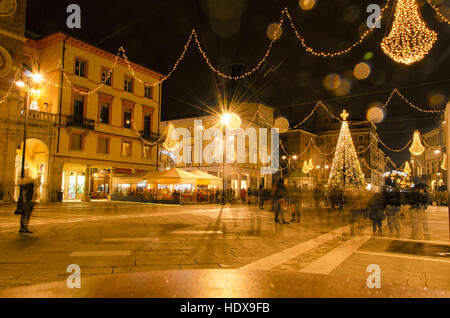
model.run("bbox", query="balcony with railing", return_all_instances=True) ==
[66,115,95,130]
[139,130,162,143]
[20,110,58,126]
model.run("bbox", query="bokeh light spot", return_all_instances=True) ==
[367,103,385,123]
[353,62,371,80]
[299,0,317,11]
[323,73,341,90]
[266,23,283,40]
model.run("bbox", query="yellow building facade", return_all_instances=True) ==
[1,28,163,202]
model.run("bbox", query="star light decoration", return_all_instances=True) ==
[409,130,425,156]
[381,0,438,65]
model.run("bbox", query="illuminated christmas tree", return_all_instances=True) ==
[327,110,365,189]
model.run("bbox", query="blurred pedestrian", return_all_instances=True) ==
[384,186,401,237]
[274,178,289,224]
[348,187,368,236]
[408,186,430,239]
[240,188,247,204]
[368,191,386,236]
[258,185,264,209]
[247,187,253,205]
[288,181,301,223]
[19,181,36,234]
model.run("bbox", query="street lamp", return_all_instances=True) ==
[14,69,43,215]
[220,112,241,205]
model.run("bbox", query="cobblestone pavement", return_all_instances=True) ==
[0,202,448,295]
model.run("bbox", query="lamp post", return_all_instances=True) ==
[14,69,42,215]
[220,112,240,205]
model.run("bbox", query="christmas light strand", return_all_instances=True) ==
[374,132,412,152]
[131,119,165,146]
[285,0,391,57]
[426,0,450,24]
[0,69,21,104]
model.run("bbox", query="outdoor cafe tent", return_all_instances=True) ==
[113,170,163,185]
[153,168,199,185]
[189,169,222,187]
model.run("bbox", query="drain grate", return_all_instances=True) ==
[386,241,450,258]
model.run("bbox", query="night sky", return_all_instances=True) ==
[26,0,450,165]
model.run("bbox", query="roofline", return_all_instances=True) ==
[25,32,164,80]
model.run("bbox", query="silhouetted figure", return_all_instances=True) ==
[384,186,401,237]
[408,186,430,239]
[288,181,301,222]
[348,188,368,236]
[274,178,289,224]
[369,192,386,236]
[19,182,35,234]
[258,185,264,209]
[240,188,247,204]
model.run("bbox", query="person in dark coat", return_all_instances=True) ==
[274,178,289,224]
[258,185,264,209]
[19,182,35,234]
[368,191,386,236]
[408,186,430,239]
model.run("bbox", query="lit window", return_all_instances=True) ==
[121,141,131,157]
[123,108,132,128]
[358,135,364,142]
[143,145,151,159]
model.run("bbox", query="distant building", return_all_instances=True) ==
[160,102,275,195]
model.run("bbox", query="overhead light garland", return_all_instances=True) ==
[426,0,450,24]
[381,0,438,65]
[162,123,179,151]
[302,160,310,174]
[409,130,425,155]
[307,158,314,171]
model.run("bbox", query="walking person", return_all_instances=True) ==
[274,178,289,224]
[348,188,368,236]
[384,186,401,237]
[240,188,247,204]
[19,180,36,234]
[258,185,264,209]
[408,185,430,239]
[288,181,301,222]
[368,191,386,236]
[247,187,253,205]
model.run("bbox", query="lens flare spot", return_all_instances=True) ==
[353,62,371,80]
[266,23,283,41]
[299,0,317,10]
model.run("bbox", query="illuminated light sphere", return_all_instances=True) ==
[381,0,438,65]
[31,73,43,82]
[428,93,446,107]
[302,160,310,174]
[366,105,385,124]
[298,0,316,11]
[282,155,287,160]
[353,62,371,80]
[333,79,352,96]
[409,130,425,156]
[16,80,25,88]
[292,155,298,160]
[323,73,341,90]
[403,161,412,174]
[441,153,447,170]
[274,117,290,132]
[266,23,283,41]
[364,52,374,60]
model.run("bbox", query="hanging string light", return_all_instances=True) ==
[307,158,314,171]
[381,0,438,65]
[0,69,21,104]
[409,130,425,155]
[441,153,447,170]
[302,160,310,174]
[426,0,450,24]
[403,161,412,174]
[162,123,179,151]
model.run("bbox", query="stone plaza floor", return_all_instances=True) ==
[0,201,448,297]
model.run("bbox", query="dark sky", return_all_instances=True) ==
[26,0,450,165]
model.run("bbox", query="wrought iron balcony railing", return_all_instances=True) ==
[139,130,162,142]
[66,115,95,130]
